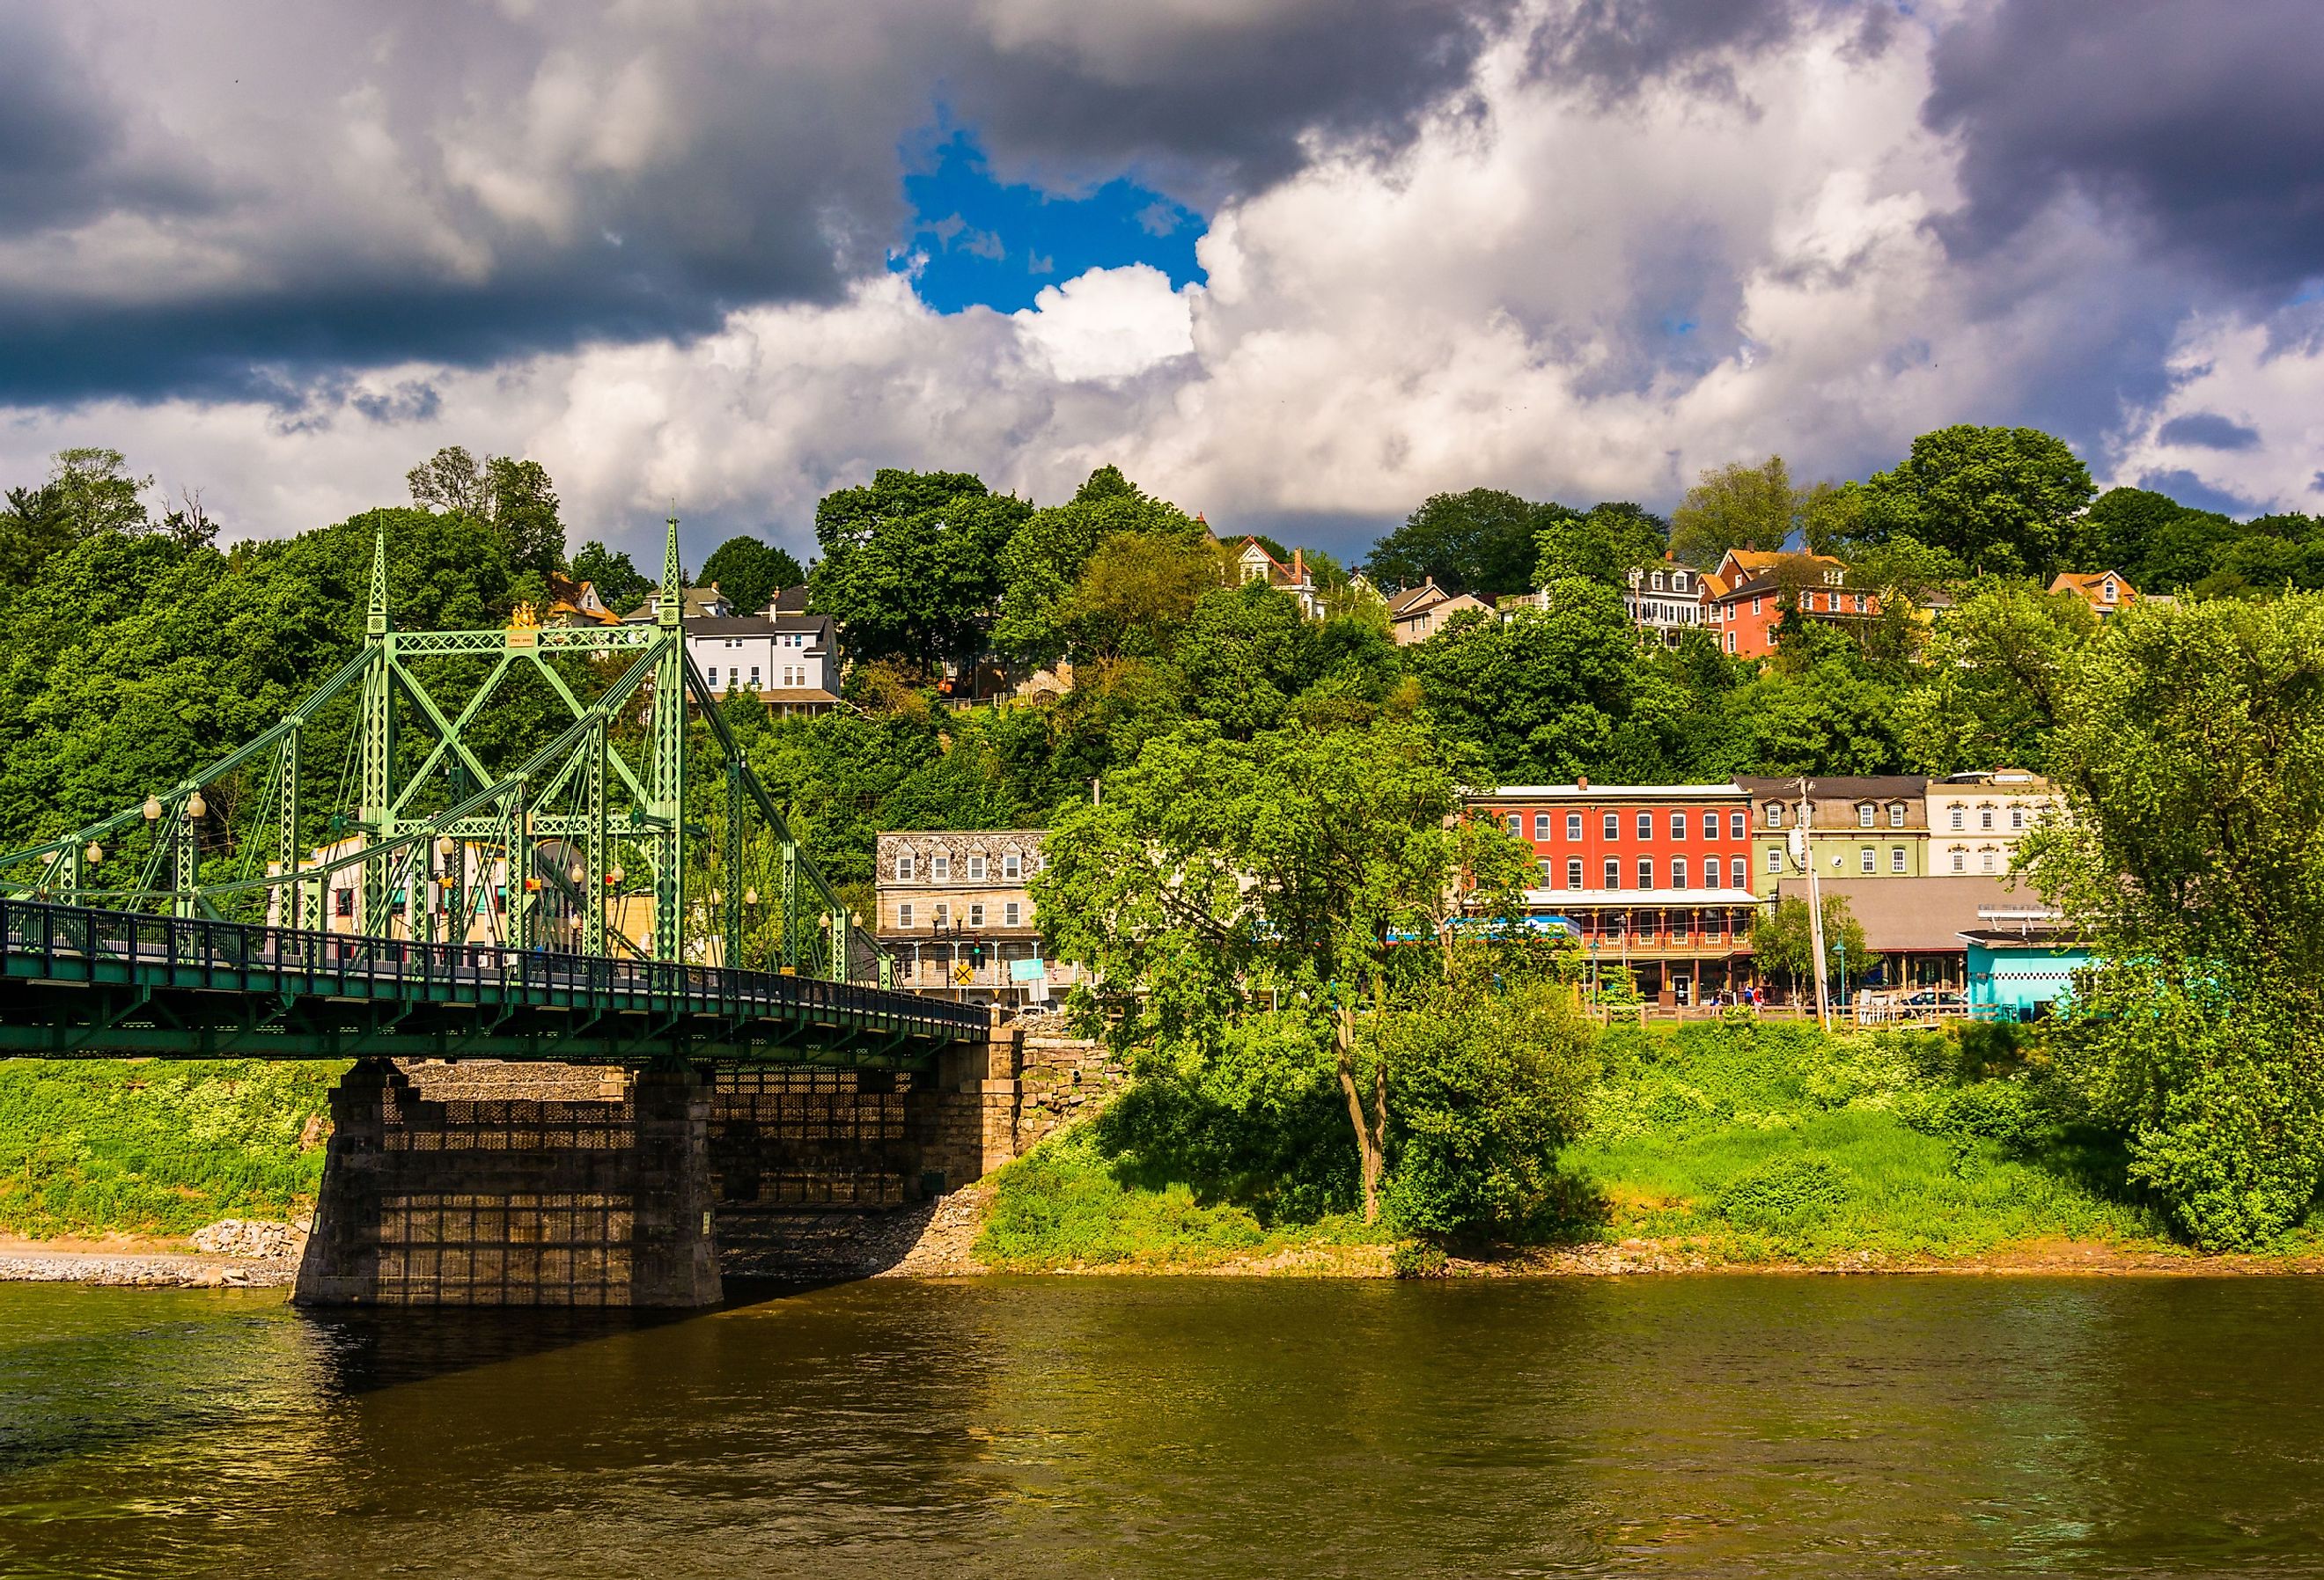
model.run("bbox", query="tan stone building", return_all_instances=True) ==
[874,829,1083,1006]
[1924,770,2061,877]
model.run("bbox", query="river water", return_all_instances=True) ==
[1,1275,2320,1577]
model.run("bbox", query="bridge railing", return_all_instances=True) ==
[0,899,987,1042]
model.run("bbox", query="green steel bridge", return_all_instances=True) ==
[0,518,987,1068]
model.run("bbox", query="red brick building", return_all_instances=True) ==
[1469,782,1765,1006]
[1706,548,1883,658]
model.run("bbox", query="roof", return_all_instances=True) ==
[754,687,840,704]
[767,584,811,614]
[2049,570,2135,598]
[621,585,731,622]
[1735,775,1930,803]
[1774,875,2034,952]
[1719,547,1849,576]
[685,613,832,640]
[1480,783,1747,801]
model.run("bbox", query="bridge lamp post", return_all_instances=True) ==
[143,795,162,822]
[83,841,101,867]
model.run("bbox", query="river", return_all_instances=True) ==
[1,1275,2320,1576]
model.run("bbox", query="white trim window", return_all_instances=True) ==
[1566,812,1583,841]
[1857,805,1875,828]
[1004,901,1021,927]
[932,856,951,881]
[897,852,916,881]
[969,903,985,928]
[1566,858,1583,889]
[968,855,987,881]
[1730,856,1747,888]
[934,901,951,927]
[1003,852,1021,879]
[1888,804,1905,827]
[1891,846,1906,873]
[899,902,915,928]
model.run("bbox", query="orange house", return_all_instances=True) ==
[1706,548,1882,658]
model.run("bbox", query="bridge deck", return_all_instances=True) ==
[0,900,987,1067]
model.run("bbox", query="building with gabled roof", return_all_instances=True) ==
[2048,570,2138,616]
[1386,578,1491,644]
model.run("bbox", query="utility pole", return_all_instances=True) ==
[1797,776,1830,1031]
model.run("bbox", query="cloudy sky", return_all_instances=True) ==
[3,0,2320,567]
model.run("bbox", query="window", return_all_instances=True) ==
[1753,596,1763,615]
[1891,846,1906,873]
[969,903,985,928]
[899,902,914,928]
[1670,812,1687,840]
[1636,858,1654,890]
[932,856,951,881]
[1603,812,1618,840]
[898,852,916,880]
[1603,858,1621,889]
[707,666,719,688]
[1980,809,1995,831]
[1726,632,1736,654]
[1767,802,1783,827]
[1823,568,1843,585]
[1951,851,1966,874]
[1857,805,1874,828]
[1533,812,1550,841]
[1702,857,1719,888]
[1566,858,1583,889]
[1004,852,1021,879]
[1768,846,1784,874]
[1636,812,1651,841]
[968,855,987,881]
[1566,812,1582,841]
[1703,811,1718,840]
[335,887,354,917]
[1981,850,1997,873]
[749,666,761,688]
[1854,593,1866,613]
[1950,806,1965,831]
[1731,857,1747,889]
[1538,860,1553,885]
[1004,901,1020,927]
[1504,812,1521,836]
[1729,811,1746,840]
[2010,807,2025,831]
[1651,570,1665,591]
[1889,804,1905,827]
[1860,846,1875,874]
[1672,857,1688,889]
[934,901,951,927]
[2102,579,2118,604]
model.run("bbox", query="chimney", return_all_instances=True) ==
[1577,775,1590,790]
[1292,547,1305,582]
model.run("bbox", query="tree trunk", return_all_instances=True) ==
[1335,1005,1386,1224]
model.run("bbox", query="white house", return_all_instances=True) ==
[624,584,842,717]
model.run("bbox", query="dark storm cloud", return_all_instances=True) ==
[1526,0,1886,100]
[1926,0,2324,294]
[0,0,1510,406]
[2156,412,2262,452]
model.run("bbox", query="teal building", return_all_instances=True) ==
[1961,928,2092,1018]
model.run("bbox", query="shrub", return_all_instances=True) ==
[1377,977,1599,1238]
[1389,1241,1448,1279]
[1714,1152,1851,1231]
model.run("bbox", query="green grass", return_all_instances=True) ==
[978,1018,2188,1270]
[1569,1020,2174,1262]
[977,1124,1388,1270]
[0,1060,344,1238]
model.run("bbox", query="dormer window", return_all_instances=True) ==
[1888,803,1905,827]
[2102,579,2118,603]
[897,852,916,881]
[1857,804,1875,828]
[1823,569,1843,585]
[1651,571,1666,592]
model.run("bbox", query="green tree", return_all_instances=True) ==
[406,446,564,576]
[1,448,155,593]
[1747,894,1866,998]
[1857,424,2094,579]
[2026,592,2324,1248]
[1533,502,1669,586]
[1175,581,1313,738]
[1669,456,1796,568]
[570,540,654,611]
[993,466,1202,666]
[1374,955,1598,1238]
[1058,529,1226,662]
[1034,717,1533,1222]
[1409,583,1638,780]
[1896,581,2094,774]
[699,534,807,614]
[809,468,1031,670]
[1364,488,1543,596]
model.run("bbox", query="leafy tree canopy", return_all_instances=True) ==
[807,468,1031,670]
[404,445,565,576]
[570,540,654,612]
[1364,488,1544,596]
[993,466,1202,667]
[699,534,807,614]
[1856,424,2094,579]
[1669,456,1797,568]
[1533,502,1669,586]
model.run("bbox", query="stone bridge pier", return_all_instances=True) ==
[291,1019,1122,1307]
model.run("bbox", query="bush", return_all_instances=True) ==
[1389,1241,1448,1279]
[1713,1152,1851,1231]
[977,1125,1270,1268]
[1377,976,1599,1238]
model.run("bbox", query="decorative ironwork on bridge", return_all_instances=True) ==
[0,518,881,987]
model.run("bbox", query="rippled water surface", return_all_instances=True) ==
[2,1275,2321,1576]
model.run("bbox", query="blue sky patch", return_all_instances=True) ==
[895,128,1205,313]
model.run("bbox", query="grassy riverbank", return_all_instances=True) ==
[0,1061,340,1238]
[975,1018,2195,1272]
